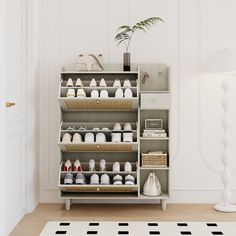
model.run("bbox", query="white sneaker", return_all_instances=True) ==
[125,174,135,185]
[113,175,123,185]
[124,122,132,131]
[124,161,132,172]
[84,132,94,143]
[64,159,72,171]
[75,173,86,185]
[101,174,110,185]
[78,126,87,131]
[123,79,132,88]
[90,78,97,87]
[75,78,83,87]
[115,88,123,98]
[123,132,133,142]
[77,88,86,98]
[74,159,82,171]
[113,79,121,87]
[72,133,82,143]
[100,89,109,98]
[101,127,109,131]
[100,159,106,171]
[99,78,107,87]
[64,173,73,184]
[113,161,120,172]
[112,133,121,142]
[62,133,72,142]
[67,88,75,97]
[124,88,133,98]
[89,159,96,171]
[113,123,121,131]
[66,78,74,87]
[91,90,99,98]
[96,133,106,142]
[66,126,76,131]
[92,127,100,131]
[90,174,99,185]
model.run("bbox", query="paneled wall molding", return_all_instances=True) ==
[172,185,236,191]
[197,0,222,175]
[39,0,236,203]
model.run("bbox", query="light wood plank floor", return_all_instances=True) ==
[11,204,236,236]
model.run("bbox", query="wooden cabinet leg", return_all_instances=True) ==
[65,199,71,210]
[161,199,167,211]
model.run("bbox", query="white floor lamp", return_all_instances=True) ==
[208,49,236,212]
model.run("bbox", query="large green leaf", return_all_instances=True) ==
[115,16,164,49]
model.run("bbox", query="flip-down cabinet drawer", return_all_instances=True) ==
[140,93,170,110]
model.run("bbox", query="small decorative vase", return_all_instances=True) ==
[123,52,131,71]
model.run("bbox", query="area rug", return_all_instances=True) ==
[40,221,236,235]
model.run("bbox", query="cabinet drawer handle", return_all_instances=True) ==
[96,145,100,149]
[6,102,16,108]
[96,100,100,104]
[97,188,100,191]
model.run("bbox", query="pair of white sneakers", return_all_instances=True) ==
[64,173,87,185]
[85,132,106,143]
[91,89,109,98]
[113,174,135,185]
[113,123,132,131]
[62,133,83,143]
[111,132,133,142]
[115,88,133,98]
[90,78,107,87]
[88,159,106,172]
[90,173,110,185]
[113,79,132,88]
[66,88,86,98]
[113,161,132,172]
[64,159,82,172]
[66,78,83,87]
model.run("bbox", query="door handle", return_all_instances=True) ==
[6,102,16,108]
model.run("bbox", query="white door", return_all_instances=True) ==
[0,0,27,234]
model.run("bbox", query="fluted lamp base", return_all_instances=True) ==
[214,203,236,213]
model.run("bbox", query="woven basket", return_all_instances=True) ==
[142,152,168,167]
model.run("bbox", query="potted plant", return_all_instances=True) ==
[115,17,164,71]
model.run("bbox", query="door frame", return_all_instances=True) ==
[0,0,7,234]
[0,0,38,234]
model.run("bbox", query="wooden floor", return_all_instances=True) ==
[11,203,236,236]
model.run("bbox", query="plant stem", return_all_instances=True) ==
[126,32,134,53]
[123,37,128,52]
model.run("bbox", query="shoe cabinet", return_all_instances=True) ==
[57,64,170,210]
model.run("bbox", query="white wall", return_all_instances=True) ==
[39,0,236,203]
[25,0,41,212]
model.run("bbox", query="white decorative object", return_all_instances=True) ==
[205,49,236,213]
[76,54,104,71]
[145,119,163,130]
[143,172,161,196]
[214,80,236,213]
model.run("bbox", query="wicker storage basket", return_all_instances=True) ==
[141,152,168,167]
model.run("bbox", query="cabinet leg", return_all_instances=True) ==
[161,199,167,211]
[65,199,71,210]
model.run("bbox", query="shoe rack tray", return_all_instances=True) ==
[58,142,138,152]
[60,70,139,75]
[60,162,138,172]
[58,98,139,111]
[60,121,137,131]
[58,184,138,193]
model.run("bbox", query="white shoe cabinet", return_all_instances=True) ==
[57,64,170,210]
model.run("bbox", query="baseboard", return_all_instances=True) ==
[7,204,26,235]
[40,189,236,204]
